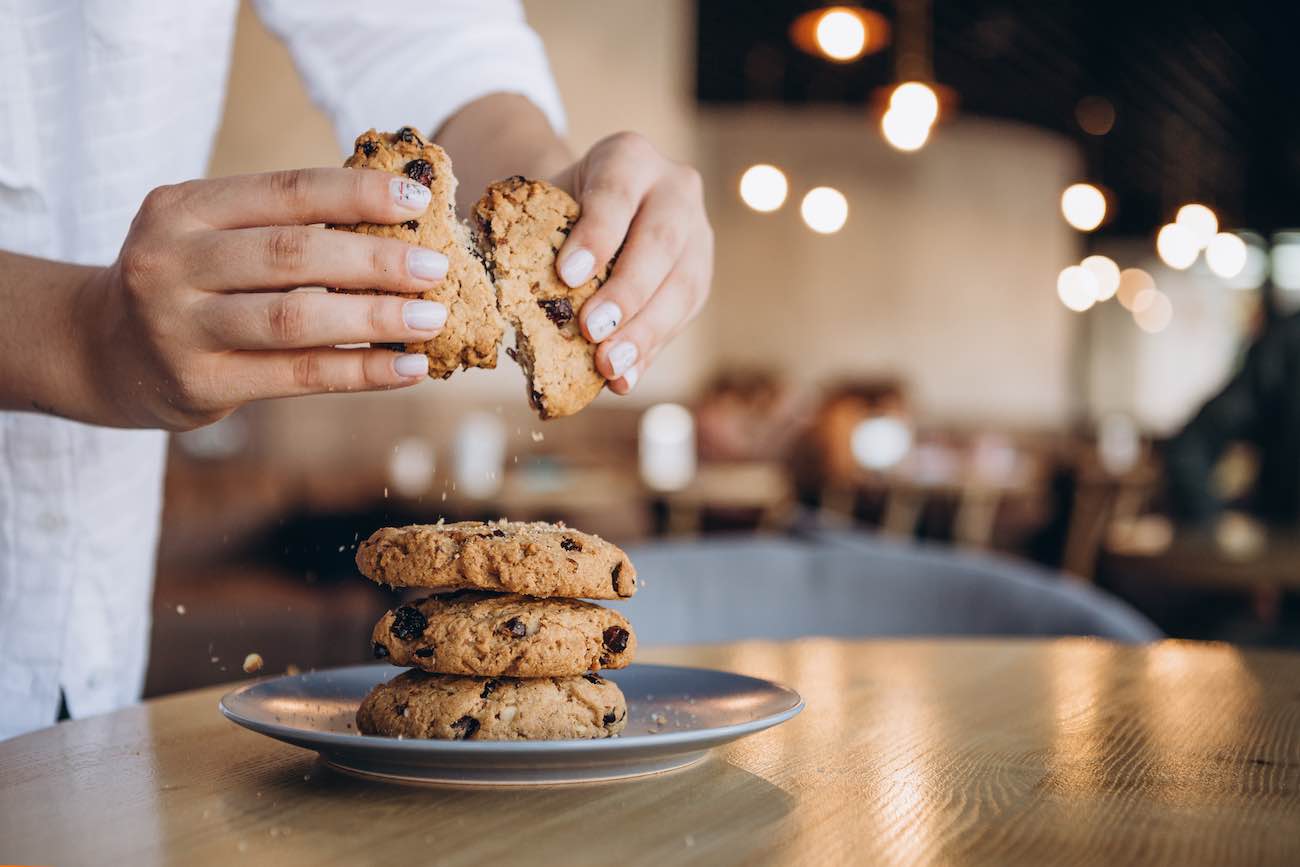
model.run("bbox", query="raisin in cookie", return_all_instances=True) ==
[356,521,637,599]
[372,591,636,677]
[333,127,502,378]
[356,670,627,740]
[475,177,608,419]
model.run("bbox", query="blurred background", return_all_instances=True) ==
[151,0,1300,694]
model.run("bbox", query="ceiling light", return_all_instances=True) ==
[1057,265,1099,312]
[1156,223,1198,270]
[889,81,939,127]
[1061,183,1106,232]
[880,108,931,151]
[1205,233,1247,280]
[790,6,890,62]
[738,164,788,213]
[801,186,849,234]
[1175,203,1218,250]
[1081,255,1121,301]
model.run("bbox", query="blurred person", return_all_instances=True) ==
[0,0,712,738]
[694,370,805,462]
[1164,312,1300,526]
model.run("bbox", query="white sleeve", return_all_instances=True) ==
[251,0,567,155]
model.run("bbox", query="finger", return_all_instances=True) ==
[197,291,447,351]
[230,347,429,400]
[607,350,655,396]
[556,157,656,290]
[162,167,434,230]
[577,183,690,343]
[594,267,703,382]
[184,226,448,294]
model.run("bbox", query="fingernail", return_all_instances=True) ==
[391,177,431,211]
[393,353,429,378]
[621,366,639,392]
[407,248,448,280]
[586,301,622,342]
[607,341,638,378]
[403,300,447,332]
[559,248,595,288]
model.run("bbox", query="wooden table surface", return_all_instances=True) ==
[3,638,1299,866]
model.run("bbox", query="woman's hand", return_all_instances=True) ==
[550,132,713,393]
[80,168,451,429]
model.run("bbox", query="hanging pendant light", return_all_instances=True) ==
[790,4,891,63]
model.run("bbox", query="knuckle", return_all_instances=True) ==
[675,164,704,197]
[267,293,311,344]
[264,227,308,273]
[291,351,325,391]
[139,183,180,217]
[269,168,311,213]
[643,220,683,252]
[608,130,652,157]
[118,241,164,289]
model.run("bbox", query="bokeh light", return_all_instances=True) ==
[738,164,789,213]
[850,417,913,470]
[1060,183,1106,231]
[1057,265,1100,312]
[880,108,931,151]
[1081,254,1121,301]
[1132,288,1174,333]
[1175,203,1218,250]
[1205,232,1247,279]
[1156,223,1198,270]
[1271,232,1300,291]
[889,82,940,127]
[800,186,849,234]
[1116,268,1156,310]
[815,8,867,61]
[1075,96,1116,136]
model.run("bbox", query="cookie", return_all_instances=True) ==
[371,591,636,677]
[356,521,637,599]
[356,670,627,740]
[475,177,608,419]
[333,127,503,378]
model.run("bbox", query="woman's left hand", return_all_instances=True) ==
[550,132,713,393]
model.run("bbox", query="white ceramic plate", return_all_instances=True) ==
[220,663,803,785]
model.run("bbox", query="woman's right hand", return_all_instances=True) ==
[80,168,448,430]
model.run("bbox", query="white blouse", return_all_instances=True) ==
[0,0,565,739]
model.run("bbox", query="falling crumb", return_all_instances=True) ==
[685,835,695,848]
[303,774,311,782]
[237,840,248,854]
[175,604,186,616]
[531,431,544,442]
[441,492,447,501]
[337,545,345,553]
[210,656,220,664]
[383,486,389,499]
[243,653,264,674]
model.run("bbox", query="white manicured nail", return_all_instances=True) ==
[559,248,595,288]
[403,300,447,331]
[621,366,639,392]
[391,177,431,211]
[607,341,638,378]
[586,301,622,342]
[394,353,429,378]
[407,248,448,280]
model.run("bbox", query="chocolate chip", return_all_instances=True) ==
[402,219,419,231]
[396,126,422,144]
[372,642,389,659]
[602,626,630,654]
[583,673,604,684]
[558,222,573,237]
[505,347,519,362]
[611,562,623,594]
[502,617,528,638]
[492,528,506,537]
[507,174,526,183]
[414,647,434,659]
[404,159,434,187]
[560,537,581,552]
[390,605,427,641]
[358,139,378,157]
[537,298,574,327]
[602,710,617,725]
[394,702,408,717]
[451,715,480,739]
[480,679,501,699]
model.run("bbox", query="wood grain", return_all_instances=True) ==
[2,638,1299,866]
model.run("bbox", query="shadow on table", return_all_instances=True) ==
[210,752,794,864]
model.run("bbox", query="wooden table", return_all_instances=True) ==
[3,638,1299,866]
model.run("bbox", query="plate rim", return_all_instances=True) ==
[219,661,804,753]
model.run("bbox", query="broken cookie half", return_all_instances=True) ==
[331,129,606,418]
[474,176,608,420]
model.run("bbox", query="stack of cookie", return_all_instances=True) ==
[353,520,638,741]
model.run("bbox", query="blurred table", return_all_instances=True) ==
[1104,525,1300,591]
[5,639,1299,865]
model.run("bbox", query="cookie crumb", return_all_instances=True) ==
[243,653,264,674]
[175,604,186,615]
[531,431,545,442]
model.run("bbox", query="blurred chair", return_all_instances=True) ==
[619,528,1160,645]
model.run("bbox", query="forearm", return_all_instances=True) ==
[433,93,573,214]
[0,251,106,422]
